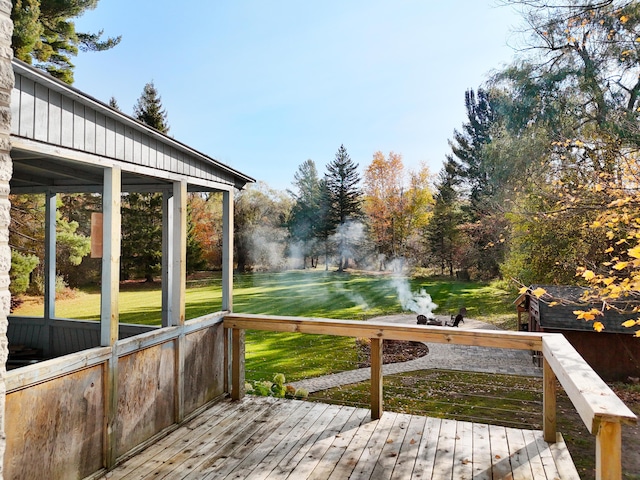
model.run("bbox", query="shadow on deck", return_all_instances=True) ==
[100,396,579,480]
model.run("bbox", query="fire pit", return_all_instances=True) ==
[416,314,442,326]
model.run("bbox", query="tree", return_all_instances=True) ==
[363,152,434,268]
[133,81,169,133]
[325,145,363,271]
[234,182,292,272]
[11,0,121,84]
[288,159,322,268]
[120,82,170,281]
[425,159,463,276]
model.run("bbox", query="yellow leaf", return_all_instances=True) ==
[605,246,614,253]
[629,245,640,258]
[622,319,637,328]
[548,301,559,307]
[593,321,604,332]
[613,261,629,270]
[532,287,547,298]
[518,286,528,294]
[635,330,640,337]
[582,269,596,280]
[621,15,629,24]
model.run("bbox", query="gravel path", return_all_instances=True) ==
[291,314,542,393]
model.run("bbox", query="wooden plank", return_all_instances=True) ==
[412,416,441,480]
[286,404,360,479]
[207,400,317,479]
[505,427,533,480]
[306,406,369,480]
[34,82,48,142]
[104,398,236,478]
[431,418,457,480]
[549,432,581,480]
[521,429,547,479]
[370,412,410,479]
[138,396,282,480]
[532,430,561,479]
[181,398,302,480]
[231,328,244,400]
[392,414,426,479]
[48,90,61,144]
[224,314,545,350]
[349,411,398,479]
[488,425,511,480]
[471,423,492,480]
[326,412,379,479]
[222,189,234,312]
[19,76,35,138]
[452,421,473,480]
[242,402,334,480]
[543,334,637,432]
[264,403,343,479]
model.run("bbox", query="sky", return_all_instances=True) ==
[72,1,527,191]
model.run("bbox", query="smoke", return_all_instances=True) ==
[389,268,438,317]
[334,281,370,311]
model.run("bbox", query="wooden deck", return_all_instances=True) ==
[100,396,580,480]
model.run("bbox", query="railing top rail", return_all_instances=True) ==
[542,334,638,432]
[223,313,545,351]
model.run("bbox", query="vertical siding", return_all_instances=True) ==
[11,72,242,188]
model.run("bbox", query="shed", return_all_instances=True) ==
[523,285,640,381]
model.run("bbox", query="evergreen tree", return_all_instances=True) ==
[325,145,363,271]
[288,159,321,268]
[133,82,169,133]
[108,96,120,110]
[425,159,462,276]
[121,82,170,282]
[11,0,121,84]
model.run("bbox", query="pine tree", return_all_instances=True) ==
[133,82,169,133]
[11,0,121,84]
[121,82,170,281]
[325,145,363,271]
[288,159,322,268]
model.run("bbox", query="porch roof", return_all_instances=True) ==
[9,59,254,194]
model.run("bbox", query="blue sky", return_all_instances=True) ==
[73,1,525,191]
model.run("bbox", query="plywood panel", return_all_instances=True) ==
[116,341,176,457]
[4,365,104,479]
[183,325,225,415]
[60,96,74,148]
[73,100,85,151]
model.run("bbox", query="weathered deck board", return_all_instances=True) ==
[99,397,580,480]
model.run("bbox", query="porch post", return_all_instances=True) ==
[171,181,186,327]
[161,189,173,327]
[222,189,233,312]
[43,190,56,356]
[101,166,121,469]
[100,167,121,346]
[371,338,384,420]
[543,357,557,443]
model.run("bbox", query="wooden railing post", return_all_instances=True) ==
[595,421,622,480]
[231,328,245,401]
[543,357,556,443]
[370,338,383,420]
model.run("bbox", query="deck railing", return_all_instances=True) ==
[223,313,638,480]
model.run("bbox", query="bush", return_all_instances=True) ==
[9,250,39,295]
[245,373,308,400]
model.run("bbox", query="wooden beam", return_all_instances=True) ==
[100,167,121,346]
[543,357,556,443]
[231,328,245,401]
[596,421,622,480]
[223,314,545,351]
[542,334,637,433]
[161,191,172,328]
[370,338,383,420]
[171,180,186,326]
[222,189,234,312]
[43,190,56,356]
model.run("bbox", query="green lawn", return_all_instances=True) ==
[12,270,518,381]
